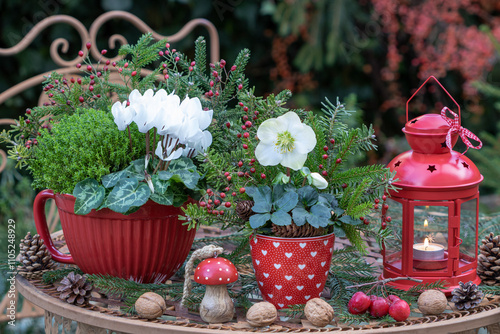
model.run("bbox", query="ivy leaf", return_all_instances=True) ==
[101,170,128,188]
[151,175,170,195]
[73,178,105,215]
[150,192,174,206]
[157,158,200,189]
[274,190,298,212]
[249,213,271,229]
[105,178,151,213]
[271,209,292,226]
[292,207,308,226]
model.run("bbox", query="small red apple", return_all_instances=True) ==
[389,299,411,322]
[348,292,371,315]
[385,295,401,305]
[370,298,390,317]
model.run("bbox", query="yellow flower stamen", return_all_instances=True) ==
[275,131,295,154]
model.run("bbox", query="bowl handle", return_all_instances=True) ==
[33,189,75,264]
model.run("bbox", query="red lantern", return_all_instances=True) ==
[382,76,483,294]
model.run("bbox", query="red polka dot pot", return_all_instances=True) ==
[250,233,335,309]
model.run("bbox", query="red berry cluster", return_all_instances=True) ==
[348,291,410,322]
[318,138,338,177]
[199,188,232,216]
[379,195,391,229]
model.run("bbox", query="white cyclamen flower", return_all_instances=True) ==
[155,135,183,161]
[255,111,316,170]
[111,100,135,131]
[310,172,328,189]
[130,89,158,133]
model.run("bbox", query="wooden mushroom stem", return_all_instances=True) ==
[199,284,234,323]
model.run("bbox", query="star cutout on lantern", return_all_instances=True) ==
[441,141,447,148]
[410,119,418,124]
[394,161,402,167]
[462,162,469,169]
[426,215,435,223]
[427,165,437,173]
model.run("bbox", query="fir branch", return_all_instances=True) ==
[42,268,85,284]
[407,280,447,294]
[479,285,500,295]
[281,304,305,318]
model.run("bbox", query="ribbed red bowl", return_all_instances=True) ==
[34,190,196,283]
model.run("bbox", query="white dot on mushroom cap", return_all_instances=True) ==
[205,277,208,280]
[226,269,229,271]
[207,269,210,272]
[197,267,200,270]
[208,260,210,263]
[219,268,222,271]
[219,278,222,281]
[227,278,230,281]
[218,262,220,264]
[197,277,199,279]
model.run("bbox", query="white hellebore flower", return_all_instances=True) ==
[130,89,158,133]
[310,172,328,189]
[255,111,316,170]
[111,100,135,131]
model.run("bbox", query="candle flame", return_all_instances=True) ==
[424,219,428,227]
[424,238,429,250]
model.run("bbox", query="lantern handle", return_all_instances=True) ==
[406,76,461,125]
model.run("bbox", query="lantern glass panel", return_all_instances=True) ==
[384,199,403,270]
[412,205,449,271]
[459,198,478,265]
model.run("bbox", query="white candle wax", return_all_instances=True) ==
[413,238,445,261]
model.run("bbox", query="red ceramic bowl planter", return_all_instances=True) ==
[250,233,335,309]
[34,189,196,283]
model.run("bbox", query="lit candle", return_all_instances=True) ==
[413,238,445,261]
[424,219,428,228]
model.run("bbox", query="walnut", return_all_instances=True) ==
[304,298,334,327]
[135,292,166,319]
[246,302,277,327]
[418,290,447,315]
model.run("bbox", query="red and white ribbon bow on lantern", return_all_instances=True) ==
[441,107,482,155]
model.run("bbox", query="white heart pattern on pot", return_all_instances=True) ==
[285,275,293,280]
[273,242,280,248]
[274,264,281,269]
[285,253,292,258]
[311,252,317,257]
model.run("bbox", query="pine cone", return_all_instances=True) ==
[477,232,500,286]
[57,272,93,306]
[17,232,56,277]
[450,281,484,310]
[272,222,324,238]
[236,200,255,221]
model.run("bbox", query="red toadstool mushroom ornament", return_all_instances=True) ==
[194,257,238,323]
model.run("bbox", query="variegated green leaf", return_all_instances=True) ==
[105,178,151,213]
[157,157,200,189]
[101,170,128,188]
[73,178,105,215]
[151,175,170,195]
[150,192,174,206]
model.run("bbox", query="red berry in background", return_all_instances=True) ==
[214,199,221,206]
[364,220,370,225]
[238,172,244,177]
[381,222,387,229]
[261,173,266,179]
[360,217,365,221]
[330,138,335,144]
[225,202,231,208]
[78,50,84,57]
[374,204,379,209]
[231,65,237,71]
[383,204,389,210]
[232,192,237,197]
[200,201,206,207]
[348,292,371,315]
[224,172,230,177]
[323,146,328,151]
[76,63,82,69]
[336,158,342,164]
[220,192,226,198]
[237,133,242,138]
[87,65,92,72]
[175,56,180,62]
[386,216,392,222]
[389,300,410,322]
[370,298,390,317]
[322,154,328,159]
[319,164,323,169]
[250,158,255,163]
[238,102,244,107]
[241,125,247,130]
[238,84,243,90]
[382,195,387,201]
[79,96,84,103]
[227,176,232,181]
[243,132,250,138]
[322,170,328,176]
[238,161,243,167]
[86,42,91,49]
[226,122,231,128]
[131,70,137,76]
[245,121,252,128]
[239,187,246,194]
[26,109,31,115]
[25,119,31,124]
[101,49,107,55]
[243,106,249,112]
[250,168,256,173]
[342,183,348,189]
[243,144,248,149]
